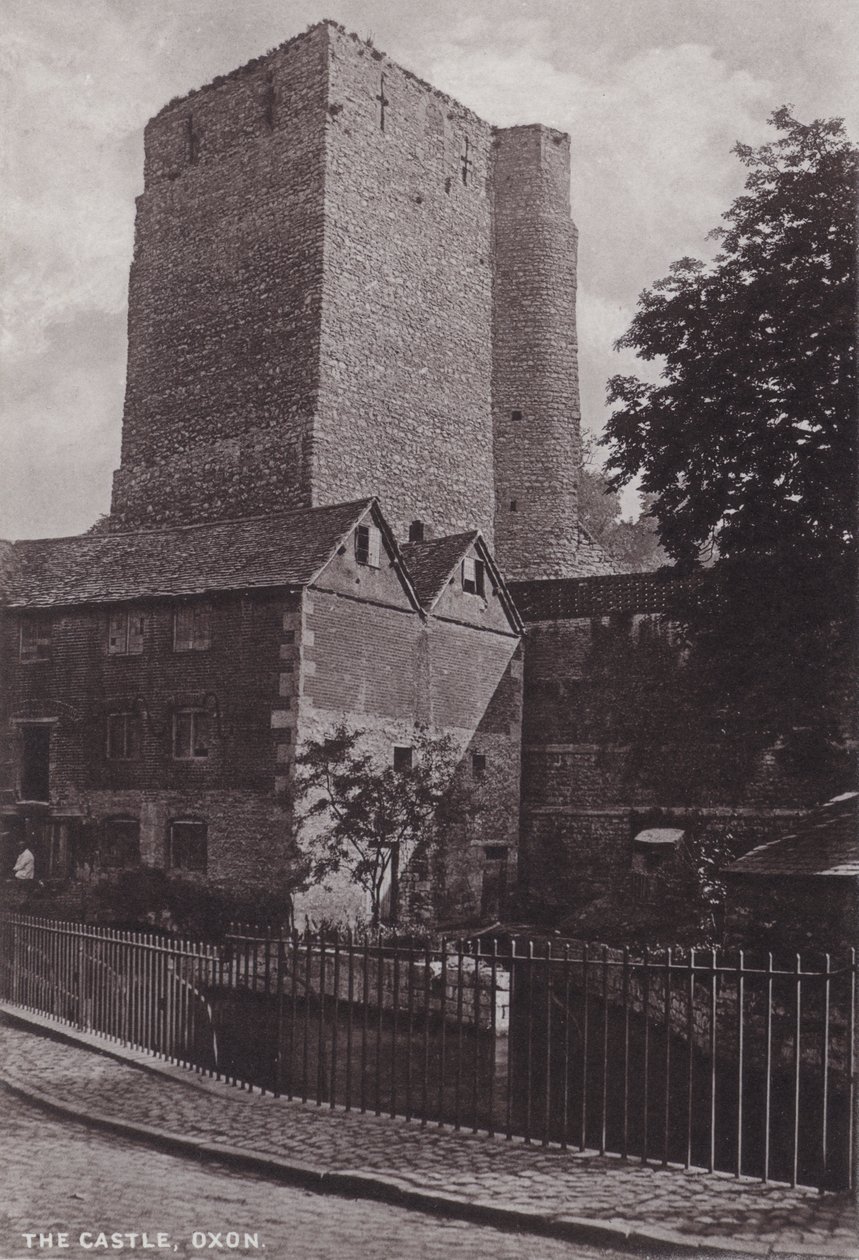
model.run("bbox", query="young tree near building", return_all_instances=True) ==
[294,725,470,927]
[603,108,857,759]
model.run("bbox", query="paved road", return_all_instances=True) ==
[0,1092,622,1260]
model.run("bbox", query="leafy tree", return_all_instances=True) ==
[578,434,666,572]
[603,108,857,751]
[294,725,471,926]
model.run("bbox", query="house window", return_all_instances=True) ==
[19,724,51,801]
[174,604,211,652]
[108,609,145,655]
[20,618,51,663]
[168,819,207,872]
[393,746,413,772]
[461,557,485,596]
[106,712,143,760]
[173,709,210,760]
[472,752,486,776]
[355,524,381,567]
[408,520,425,543]
[101,817,141,869]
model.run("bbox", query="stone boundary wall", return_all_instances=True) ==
[224,942,511,1035]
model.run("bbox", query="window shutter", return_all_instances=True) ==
[128,613,145,654]
[367,526,381,567]
[108,611,127,654]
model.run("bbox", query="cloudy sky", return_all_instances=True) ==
[2,0,857,539]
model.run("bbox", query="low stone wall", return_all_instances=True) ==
[223,942,511,1035]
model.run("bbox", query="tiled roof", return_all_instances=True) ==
[0,500,375,608]
[400,533,479,609]
[727,794,859,878]
[509,569,695,621]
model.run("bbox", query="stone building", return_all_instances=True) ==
[0,500,522,922]
[1,21,845,933]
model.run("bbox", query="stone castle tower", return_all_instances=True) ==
[110,20,581,580]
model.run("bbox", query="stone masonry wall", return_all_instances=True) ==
[491,127,580,580]
[292,583,522,926]
[109,21,584,564]
[314,27,496,543]
[110,25,330,528]
[1,592,300,889]
[520,611,823,916]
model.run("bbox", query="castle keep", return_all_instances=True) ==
[110,21,582,583]
[1,21,827,930]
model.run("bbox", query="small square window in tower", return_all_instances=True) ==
[355,524,381,567]
[461,557,485,596]
[393,746,413,772]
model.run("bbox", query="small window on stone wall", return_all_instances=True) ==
[106,712,143,761]
[108,609,145,655]
[355,524,381,567]
[169,819,207,873]
[393,746,413,772]
[20,618,51,663]
[101,817,141,869]
[174,604,210,652]
[511,410,523,422]
[461,557,485,597]
[173,709,210,760]
[472,753,486,776]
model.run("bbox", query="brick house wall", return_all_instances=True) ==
[0,591,301,889]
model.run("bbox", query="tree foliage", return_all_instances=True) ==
[578,434,666,571]
[603,108,857,747]
[295,725,470,926]
[605,107,856,567]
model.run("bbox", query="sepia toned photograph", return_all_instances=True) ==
[1,2,856,1257]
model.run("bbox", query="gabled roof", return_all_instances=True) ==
[1,500,379,608]
[400,533,479,608]
[401,531,524,633]
[726,793,859,878]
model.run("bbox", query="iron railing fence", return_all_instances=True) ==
[0,915,855,1193]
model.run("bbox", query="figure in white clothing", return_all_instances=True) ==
[13,844,35,881]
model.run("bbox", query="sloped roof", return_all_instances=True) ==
[401,531,523,633]
[1,500,376,608]
[727,794,859,878]
[400,533,479,608]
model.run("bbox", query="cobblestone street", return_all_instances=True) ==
[1,1013,856,1258]
[1,1090,621,1260]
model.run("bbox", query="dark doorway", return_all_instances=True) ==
[481,846,509,919]
[20,725,50,802]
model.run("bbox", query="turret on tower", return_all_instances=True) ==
[491,125,581,580]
